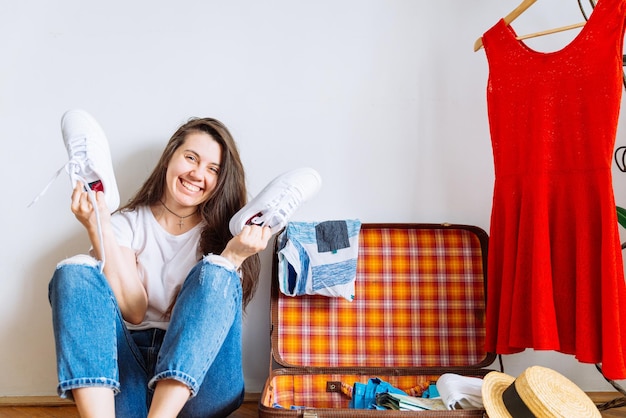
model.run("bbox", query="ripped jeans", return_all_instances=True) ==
[48,254,245,418]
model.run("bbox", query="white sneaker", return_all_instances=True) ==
[28,109,119,271]
[229,167,322,236]
[28,109,120,212]
[62,109,119,270]
[61,109,120,212]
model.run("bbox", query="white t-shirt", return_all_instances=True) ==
[111,205,203,330]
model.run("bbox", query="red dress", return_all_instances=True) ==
[482,0,626,379]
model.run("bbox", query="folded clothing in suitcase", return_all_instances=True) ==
[259,223,498,417]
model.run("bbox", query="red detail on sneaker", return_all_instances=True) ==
[88,180,104,192]
[245,212,264,226]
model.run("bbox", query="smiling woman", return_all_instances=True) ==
[47,113,273,418]
[154,130,223,232]
[152,132,222,230]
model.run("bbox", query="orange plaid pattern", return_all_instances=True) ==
[266,373,441,409]
[274,225,488,368]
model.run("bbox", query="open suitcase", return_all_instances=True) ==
[259,223,498,417]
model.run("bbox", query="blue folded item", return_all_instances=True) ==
[277,220,361,301]
[349,377,408,409]
[423,383,440,398]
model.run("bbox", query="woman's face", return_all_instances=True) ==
[163,131,222,210]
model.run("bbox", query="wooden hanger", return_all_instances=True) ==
[474,0,586,51]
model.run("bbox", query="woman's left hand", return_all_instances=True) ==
[221,225,273,268]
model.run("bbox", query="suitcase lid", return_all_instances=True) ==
[270,223,496,371]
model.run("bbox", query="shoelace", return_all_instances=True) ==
[28,136,89,207]
[249,185,303,230]
[28,136,107,272]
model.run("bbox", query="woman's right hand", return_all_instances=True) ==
[70,181,111,232]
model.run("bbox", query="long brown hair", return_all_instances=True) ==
[119,117,260,308]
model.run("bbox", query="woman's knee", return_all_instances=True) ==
[49,255,107,302]
[181,255,242,302]
[56,254,100,269]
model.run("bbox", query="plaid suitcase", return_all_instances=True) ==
[259,223,498,417]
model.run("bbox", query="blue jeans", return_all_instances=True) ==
[48,254,245,418]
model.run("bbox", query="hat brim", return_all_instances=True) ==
[482,371,516,418]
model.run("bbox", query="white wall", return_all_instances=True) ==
[2,0,625,396]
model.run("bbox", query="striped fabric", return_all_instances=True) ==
[274,225,488,369]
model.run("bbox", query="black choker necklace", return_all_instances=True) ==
[159,200,197,229]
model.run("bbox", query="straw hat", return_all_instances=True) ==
[482,365,600,417]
